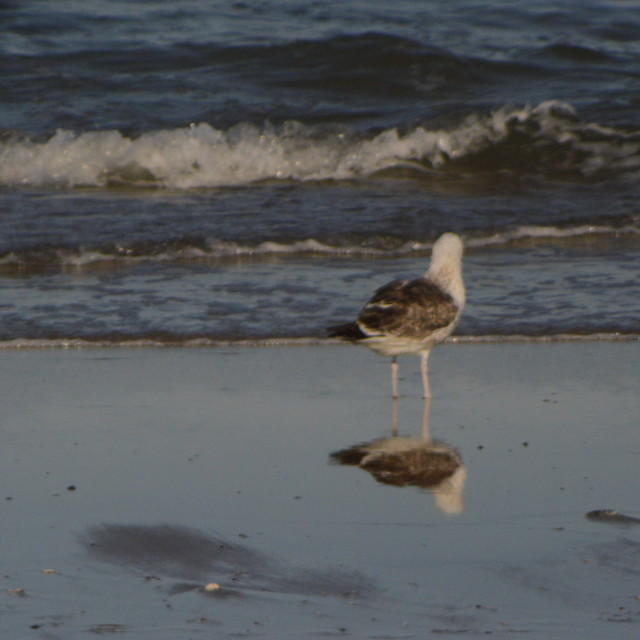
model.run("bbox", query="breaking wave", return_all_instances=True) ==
[2,220,638,271]
[2,102,640,189]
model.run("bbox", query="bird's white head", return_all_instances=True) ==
[426,232,465,308]
[432,232,463,262]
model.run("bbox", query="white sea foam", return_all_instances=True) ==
[2,102,639,189]
[0,334,636,350]
[466,222,640,249]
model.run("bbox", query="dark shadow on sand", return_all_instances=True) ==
[82,524,376,600]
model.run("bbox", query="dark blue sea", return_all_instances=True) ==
[1,0,639,346]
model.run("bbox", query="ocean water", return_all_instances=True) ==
[1,0,639,346]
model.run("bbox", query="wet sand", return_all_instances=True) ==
[1,342,639,639]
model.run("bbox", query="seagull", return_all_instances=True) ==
[328,232,465,398]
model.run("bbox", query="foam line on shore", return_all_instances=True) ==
[0,333,638,350]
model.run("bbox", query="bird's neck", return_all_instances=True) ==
[426,263,465,308]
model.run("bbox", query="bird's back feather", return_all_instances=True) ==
[358,278,459,340]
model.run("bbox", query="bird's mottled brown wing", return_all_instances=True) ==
[357,278,458,339]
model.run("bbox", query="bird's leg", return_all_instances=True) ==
[421,396,432,440]
[391,356,399,399]
[391,395,399,436]
[420,351,431,399]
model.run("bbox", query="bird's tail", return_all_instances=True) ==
[329,444,369,465]
[327,322,367,341]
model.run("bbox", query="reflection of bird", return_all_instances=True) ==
[330,399,466,514]
[328,232,465,398]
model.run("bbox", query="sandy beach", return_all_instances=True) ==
[1,342,639,639]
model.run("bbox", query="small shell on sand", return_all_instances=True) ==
[204,582,221,592]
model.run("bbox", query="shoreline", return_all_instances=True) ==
[0,332,638,350]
